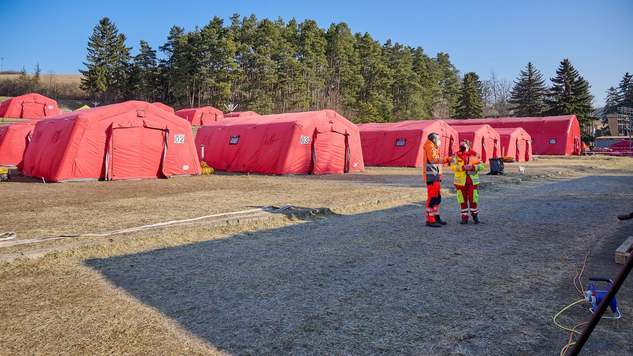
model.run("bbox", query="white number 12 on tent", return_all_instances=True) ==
[174,134,185,144]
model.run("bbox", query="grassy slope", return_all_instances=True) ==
[0,73,83,85]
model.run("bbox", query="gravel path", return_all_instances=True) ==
[85,169,633,355]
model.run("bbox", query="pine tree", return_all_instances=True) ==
[216,18,238,108]
[544,59,596,143]
[15,67,32,95]
[113,33,132,99]
[227,14,255,109]
[80,17,132,103]
[131,40,158,102]
[166,27,204,108]
[411,47,440,120]
[604,86,620,115]
[325,22,360,118]
[386,42,418,121]
[509,62,547,116]
[276,18,301,113]
[158,25,185,105]
[297,19,327,111]
[454,72,483,119]
[249,18,281,114]
[354,32,393,123]
[199,16,234,107]
[435,53,460,118]
[32,63,41,86]
[617,72,633,109]
[18,67,29,81]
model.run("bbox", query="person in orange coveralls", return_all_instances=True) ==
[423,132,450,227]
[450,139,485,224]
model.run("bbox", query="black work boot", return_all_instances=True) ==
[472,215,480,224]
[435,215,448,225]
[460,218,468,224]
[426,221,442,228]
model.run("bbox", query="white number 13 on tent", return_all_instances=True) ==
[174,134,185,144]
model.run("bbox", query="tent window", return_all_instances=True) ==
[395,138,406,146]
[229,135,240,145]
[549,138,557,144]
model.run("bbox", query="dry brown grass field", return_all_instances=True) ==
[0,73,83,85]
[0,117,24,124]
[1,156,632,355]
[0,74,91,112]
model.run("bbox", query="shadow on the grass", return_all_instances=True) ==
[84,203,466,355]
[83,174,633,355]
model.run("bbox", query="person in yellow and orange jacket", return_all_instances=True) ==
[450,139,485,224]
[423,132,450,227]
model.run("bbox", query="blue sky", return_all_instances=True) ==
[0,0,631,105]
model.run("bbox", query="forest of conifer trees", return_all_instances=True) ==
[79,15,462,123]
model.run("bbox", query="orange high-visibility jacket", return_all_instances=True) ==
[423,139,449,183]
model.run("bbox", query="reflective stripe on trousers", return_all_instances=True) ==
[426,181,441,223]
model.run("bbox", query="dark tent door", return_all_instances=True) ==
[312,131,347,174]
[21,101,46,118]
[200,111,220,125]
[110,127,166,180]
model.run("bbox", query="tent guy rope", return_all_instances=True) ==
[0,205,291,248]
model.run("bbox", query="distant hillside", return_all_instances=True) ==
[0,73,83,85]
[0,96,94,112]
[0,73,89,102]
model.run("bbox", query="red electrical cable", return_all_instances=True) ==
[561,322,589,356]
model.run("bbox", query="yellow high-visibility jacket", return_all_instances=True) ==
[450,151,485,186]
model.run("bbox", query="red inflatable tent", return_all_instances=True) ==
[495,127,532,162]
[225,111,259,118]
[175,106,223,125]
[0,93,60,118]
[0,119,41,165]
[444,116,581,155]
[152,102,175,114]
[452,125,500,163]
[357,120,459,167]
[20,101,201,182]
[195,110,364,175]
[608,140,632,156]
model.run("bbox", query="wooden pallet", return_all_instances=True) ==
[615,236,633,264]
